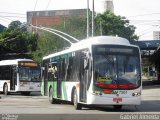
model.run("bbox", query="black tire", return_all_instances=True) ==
[73,89,82,110]
[3,84,8,96]
[49,88,54,104]
[114,105,122,110]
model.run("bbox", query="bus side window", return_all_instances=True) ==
[65,57,73,81]
[57,59,66,81]
[48,63,57,80]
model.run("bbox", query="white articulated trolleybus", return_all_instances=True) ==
[0,59,41,95]
[41,36,141,110]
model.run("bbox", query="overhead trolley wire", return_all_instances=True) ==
[0,12,25,16]
[127,13,160,18]
[45,0,52,10]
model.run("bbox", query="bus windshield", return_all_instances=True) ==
[93,45,141,90]
[19,67,41,82]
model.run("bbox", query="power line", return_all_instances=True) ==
[31,25,74,45]
[0,15,26,18]
[0,16,13,21]
[28,0,39,27]
[130,20,160,25]
[138,27,158,37]
[0,18,10,25]
[128,13,160,18]
[41,26,79,42]
[34,0,39,11]
[137,26,155,34]
[45,0,52,10]
[0,12,25,16]
[0,12,26,27]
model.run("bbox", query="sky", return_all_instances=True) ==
[0,0,160,40]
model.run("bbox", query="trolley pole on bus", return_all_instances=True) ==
[30,24,80,45]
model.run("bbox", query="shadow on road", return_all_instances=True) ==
[80,99,160,112]
[0,92,41,97]
[81,105,138,112]
[142,79,160,90]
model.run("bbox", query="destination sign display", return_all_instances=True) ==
[19,62,38,67]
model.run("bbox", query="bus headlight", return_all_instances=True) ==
[93,91,103,96]
[132,92,141,96]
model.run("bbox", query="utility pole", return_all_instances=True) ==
[92,0,95,37]
[87,0,90,38]
[100,21,102,36]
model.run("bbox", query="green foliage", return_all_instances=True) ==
[32,15,87,62]
[0,21,38,58]
[33,11,138,62]
[8,21,21,31]
[95,11,139,40]
[1,12,138,62]
[63,16,87,40]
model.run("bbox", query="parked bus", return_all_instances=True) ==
[41,36,141,110]
[0,59,41,95]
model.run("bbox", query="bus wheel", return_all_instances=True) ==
[73,89,82,110]
[3,84,8,96]
[114,105,122,110]
[49,88,54,104]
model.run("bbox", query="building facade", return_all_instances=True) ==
[153,31,160,40]
[96,0,114,13]
[27,9,86,31]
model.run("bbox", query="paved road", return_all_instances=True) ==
[0,81,160,120]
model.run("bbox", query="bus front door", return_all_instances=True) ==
[11,66,17,90]
[57,60,63,98]
[79,54,88,103]
[57,78,61,98]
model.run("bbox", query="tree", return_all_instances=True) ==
[0,21,38,60]
[32,11,139,62]
[8,20,27,31]
[32,15,87,62]
[95,11,138,41]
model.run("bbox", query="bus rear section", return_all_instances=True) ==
[88,45,141,109]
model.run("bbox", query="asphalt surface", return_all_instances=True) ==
[0,79,160,120]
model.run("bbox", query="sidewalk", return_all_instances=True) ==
[142,76,160,86]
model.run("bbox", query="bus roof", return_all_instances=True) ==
[43,36,131,60]
[0,59,33,66]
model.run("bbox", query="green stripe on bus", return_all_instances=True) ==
[51,53,72,62]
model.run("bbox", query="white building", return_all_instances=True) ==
[95,0,114,13]
[153,31,160,40]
